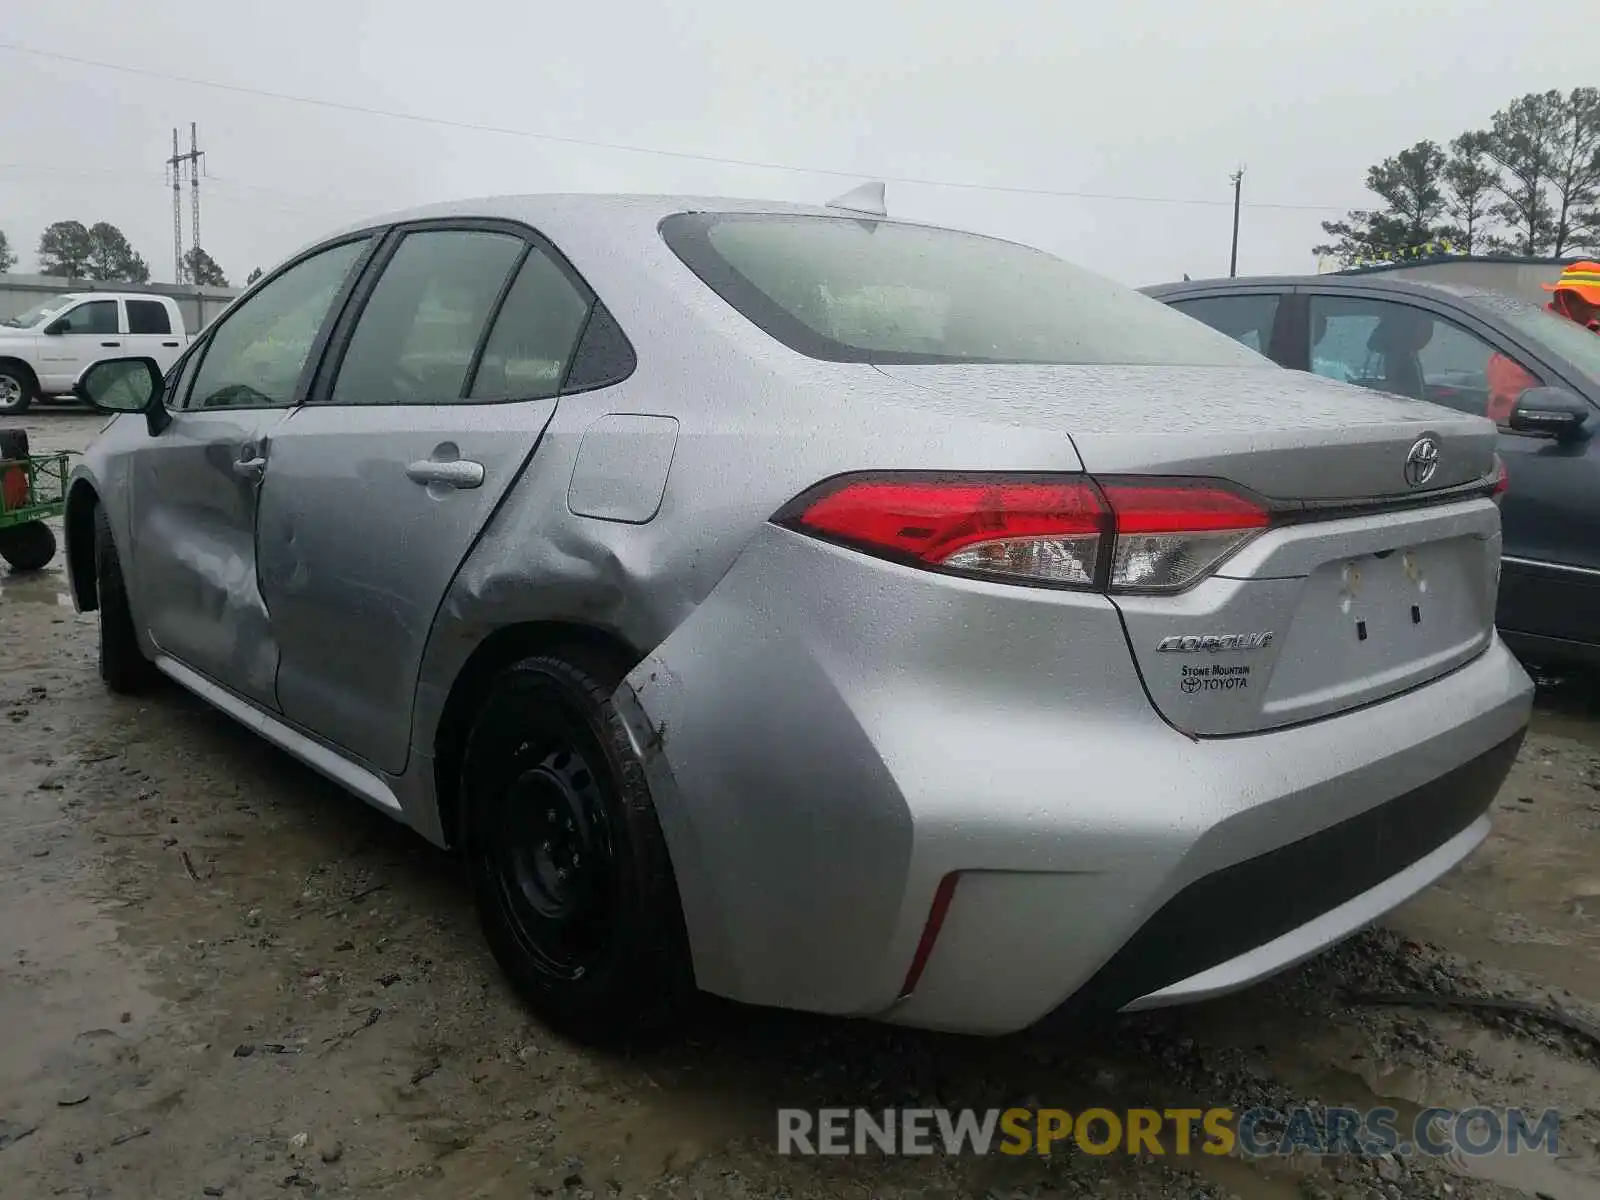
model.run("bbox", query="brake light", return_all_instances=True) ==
[1492,456,1508,504]
[775,473,1269,593]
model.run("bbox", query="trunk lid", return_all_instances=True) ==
[875,363,1502,734]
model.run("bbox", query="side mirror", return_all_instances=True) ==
[43,320,66,336]
[1509,386,1591,442]
[76,357,171,436]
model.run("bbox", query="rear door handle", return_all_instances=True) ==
[161,340,180,348]
[233,457,267,480]
[101,341,122,348]
[406,459,484,489]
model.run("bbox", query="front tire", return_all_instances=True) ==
[0,520,55,571]
[461,647,694,1043]
[93,505,157,694]
[0,366,34,416]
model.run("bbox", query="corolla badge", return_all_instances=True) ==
[1404,436,1441,488]
[1155,632,1274,653]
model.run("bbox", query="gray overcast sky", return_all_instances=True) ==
[0,1,1590,289]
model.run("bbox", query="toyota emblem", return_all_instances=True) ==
[1404,436,1440,488]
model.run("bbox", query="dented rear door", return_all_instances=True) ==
[255,223,595,774]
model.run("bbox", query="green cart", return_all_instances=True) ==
[0,429,67,572]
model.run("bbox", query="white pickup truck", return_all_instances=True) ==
[0,292,189,415]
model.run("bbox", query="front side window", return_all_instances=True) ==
[1168,294,1281,355]
[1308,295,1542,421]
[126,299,173,335]
[184,239,370,411]
[54,300,118,336]
[1467,290,1600,391]
[662,212,1268,367]
[327,229,524,405]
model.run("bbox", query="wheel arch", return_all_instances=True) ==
[431,620,646,851]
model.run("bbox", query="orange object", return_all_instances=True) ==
[1485,353,1538,424]
[1542,261,1600,304]
[0,462,27,512]
[1543,261,1600,330]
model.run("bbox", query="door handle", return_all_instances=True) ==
[406,459,485,489]
[101,341,122,348]
[161,341,180,348]
[233,457,267,480]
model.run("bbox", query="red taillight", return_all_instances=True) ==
[775,473,1270,593]
[1492,456,1508,504]
[1099,479,1270,592]
[781,476,1107,587]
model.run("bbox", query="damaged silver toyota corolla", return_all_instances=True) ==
[63,192,1531,1043]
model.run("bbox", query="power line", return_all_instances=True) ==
[0,39,1356,215]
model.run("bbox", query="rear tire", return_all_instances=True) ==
[460,647,694,1044]
[93,505,157,694]
[0,521,56,571]
[0,366,33,416]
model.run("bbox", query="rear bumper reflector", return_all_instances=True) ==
[898,873,960,999]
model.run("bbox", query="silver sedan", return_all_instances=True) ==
[64,192,1532,1042]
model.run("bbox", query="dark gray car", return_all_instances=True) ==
[1145,275,1600,671]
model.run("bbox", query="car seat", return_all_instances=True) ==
[1365,313,1434,400]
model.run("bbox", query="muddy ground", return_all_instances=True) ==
[2,408,1598,1200]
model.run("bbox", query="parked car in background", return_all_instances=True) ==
[65,196,1529,1044]
[0,292,189,414]
[1146,275,1600,672]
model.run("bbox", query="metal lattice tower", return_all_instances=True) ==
[167,128,184,283]
[189,123,204,267]
[164,124,206,284]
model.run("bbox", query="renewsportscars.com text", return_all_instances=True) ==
[777,1106,1561,1159]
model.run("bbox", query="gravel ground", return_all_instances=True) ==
[2,407,1598,1200]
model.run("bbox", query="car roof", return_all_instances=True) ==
[1142,274,1504,305]
[313,192,947,249]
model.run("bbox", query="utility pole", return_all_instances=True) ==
[167,128,184,284]
[1228,166,1245,278]
[189,123,204,270]
[164,124,205,284]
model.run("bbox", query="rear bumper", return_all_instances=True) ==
[1043,729,1519,1021]
[618,527,1534,1036]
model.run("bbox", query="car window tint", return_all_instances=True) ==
[56,300,118,336]
[468,247,592,401]
[662,212,1267,367]
[126,299,172,335]
[1168,295,1280,354]
[1308,295,1542,422]
[327,229,523,405]
[185,239,370,411]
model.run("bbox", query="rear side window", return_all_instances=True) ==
[661,212,1267,367]
[467,247,592,401]
[126,299,172,335]
[1167,294,1281,355]
[327,229,523,405]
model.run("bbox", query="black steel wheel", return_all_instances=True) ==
[93,504,158,694]
[461,647,694,1042]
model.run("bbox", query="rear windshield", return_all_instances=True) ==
[660,212,1268,367]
